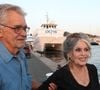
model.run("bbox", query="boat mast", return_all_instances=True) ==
[46,12,49,24]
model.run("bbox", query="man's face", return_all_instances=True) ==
[1,11,27,53]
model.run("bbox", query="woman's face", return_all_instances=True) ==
[70,40,90,66]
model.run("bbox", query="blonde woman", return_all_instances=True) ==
[38,33,100,90]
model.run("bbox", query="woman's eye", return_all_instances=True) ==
[75,48,81,52]
[75,48,89,52]
[84,48,89,51]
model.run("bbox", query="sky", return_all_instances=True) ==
[0,0,100,36]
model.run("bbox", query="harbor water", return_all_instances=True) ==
[88,45,100,81]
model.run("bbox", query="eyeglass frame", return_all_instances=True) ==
[0,23,30,34]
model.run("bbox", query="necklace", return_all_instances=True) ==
[69,65,90,86]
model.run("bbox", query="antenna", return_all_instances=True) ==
[46,12,49,23]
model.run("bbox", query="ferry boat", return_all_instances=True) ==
[90,36,100,45]
[90,42,99,45]
[32,19,68,58]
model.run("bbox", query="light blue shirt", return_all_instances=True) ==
[0,42,32,90]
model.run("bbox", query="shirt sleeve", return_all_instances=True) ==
[38,68,64,90]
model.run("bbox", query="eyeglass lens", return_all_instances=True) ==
[13,25,30,33]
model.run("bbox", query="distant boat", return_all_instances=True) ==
[32,18,66,58]
[90,42,99,45]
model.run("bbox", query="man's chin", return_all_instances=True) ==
[17,44,25,49]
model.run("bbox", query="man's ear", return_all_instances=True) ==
[0,29,3,38]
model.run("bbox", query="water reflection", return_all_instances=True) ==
[88,45,100,81]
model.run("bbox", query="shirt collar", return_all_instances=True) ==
[0,42,14,63]
[0,42,25,63]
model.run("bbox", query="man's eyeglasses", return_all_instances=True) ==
[0,23,30,34]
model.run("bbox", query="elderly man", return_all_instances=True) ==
[0,4,56,90]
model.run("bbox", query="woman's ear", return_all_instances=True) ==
[68,52,72,57]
